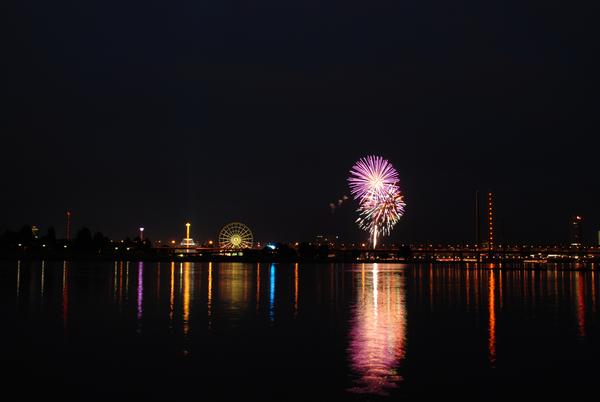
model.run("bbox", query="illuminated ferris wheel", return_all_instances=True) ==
[219,222,253,249]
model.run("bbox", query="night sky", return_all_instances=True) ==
[3,1,599,244]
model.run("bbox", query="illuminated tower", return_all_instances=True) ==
[475,190,480,246]
[180,222,196,247]
[139,227,144,240]
[570,216,583,246]
[487,192,494,249]
[66,211,72,240]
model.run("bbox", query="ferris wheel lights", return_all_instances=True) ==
[219,222,253,249]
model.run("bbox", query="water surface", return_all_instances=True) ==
[2,261,599,401]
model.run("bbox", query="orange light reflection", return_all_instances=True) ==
[488,270,496,367]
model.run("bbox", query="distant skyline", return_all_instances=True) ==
[2,195,597,246]
[3,2,599,244]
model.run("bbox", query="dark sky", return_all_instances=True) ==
[3,1,599,244]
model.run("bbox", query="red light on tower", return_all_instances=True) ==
[66,211,72,241]
[488,192,494,249]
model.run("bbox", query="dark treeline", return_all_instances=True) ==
[0,225,413,262]
[0,225,153,260]
[0,225,412,262]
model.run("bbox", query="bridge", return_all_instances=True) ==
[156,243,600,263]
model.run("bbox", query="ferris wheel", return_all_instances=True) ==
[219,222,253,249]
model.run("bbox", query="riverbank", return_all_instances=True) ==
[2,253,598,268]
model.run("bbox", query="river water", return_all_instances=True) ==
[2,261,599,401]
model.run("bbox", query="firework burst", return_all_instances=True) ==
[348,156,406,248]
[357,187,406,237]
[348,155,399,202]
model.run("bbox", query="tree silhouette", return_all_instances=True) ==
[93,232,108,252]
[18,225,33,244]
[298,242,317,260]
[316,244,329,259]
[43,227,57,246]
[74,227,93,251]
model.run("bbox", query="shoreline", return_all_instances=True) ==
[2,255,598,269]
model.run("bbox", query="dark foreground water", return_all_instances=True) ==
[2,261,600,401]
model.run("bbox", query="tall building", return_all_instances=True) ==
[570,216,583,246]
[598,230,600,246]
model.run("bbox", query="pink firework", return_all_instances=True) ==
[348,156,399,202]
[348,155,405,248]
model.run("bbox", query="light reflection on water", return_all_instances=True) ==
[182,262,191,335]
[347,263,407,395]
[575,272,585,339]
[269,263,276,322]
[488,269,496,367]
[16,260,20,303]
[62,261,68,332]
[294,263,299,318]
[137,262,144,323]
[256,263,260,313]
[5,261,600,399]
[169,262,175,324]
[218,263,252,319]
